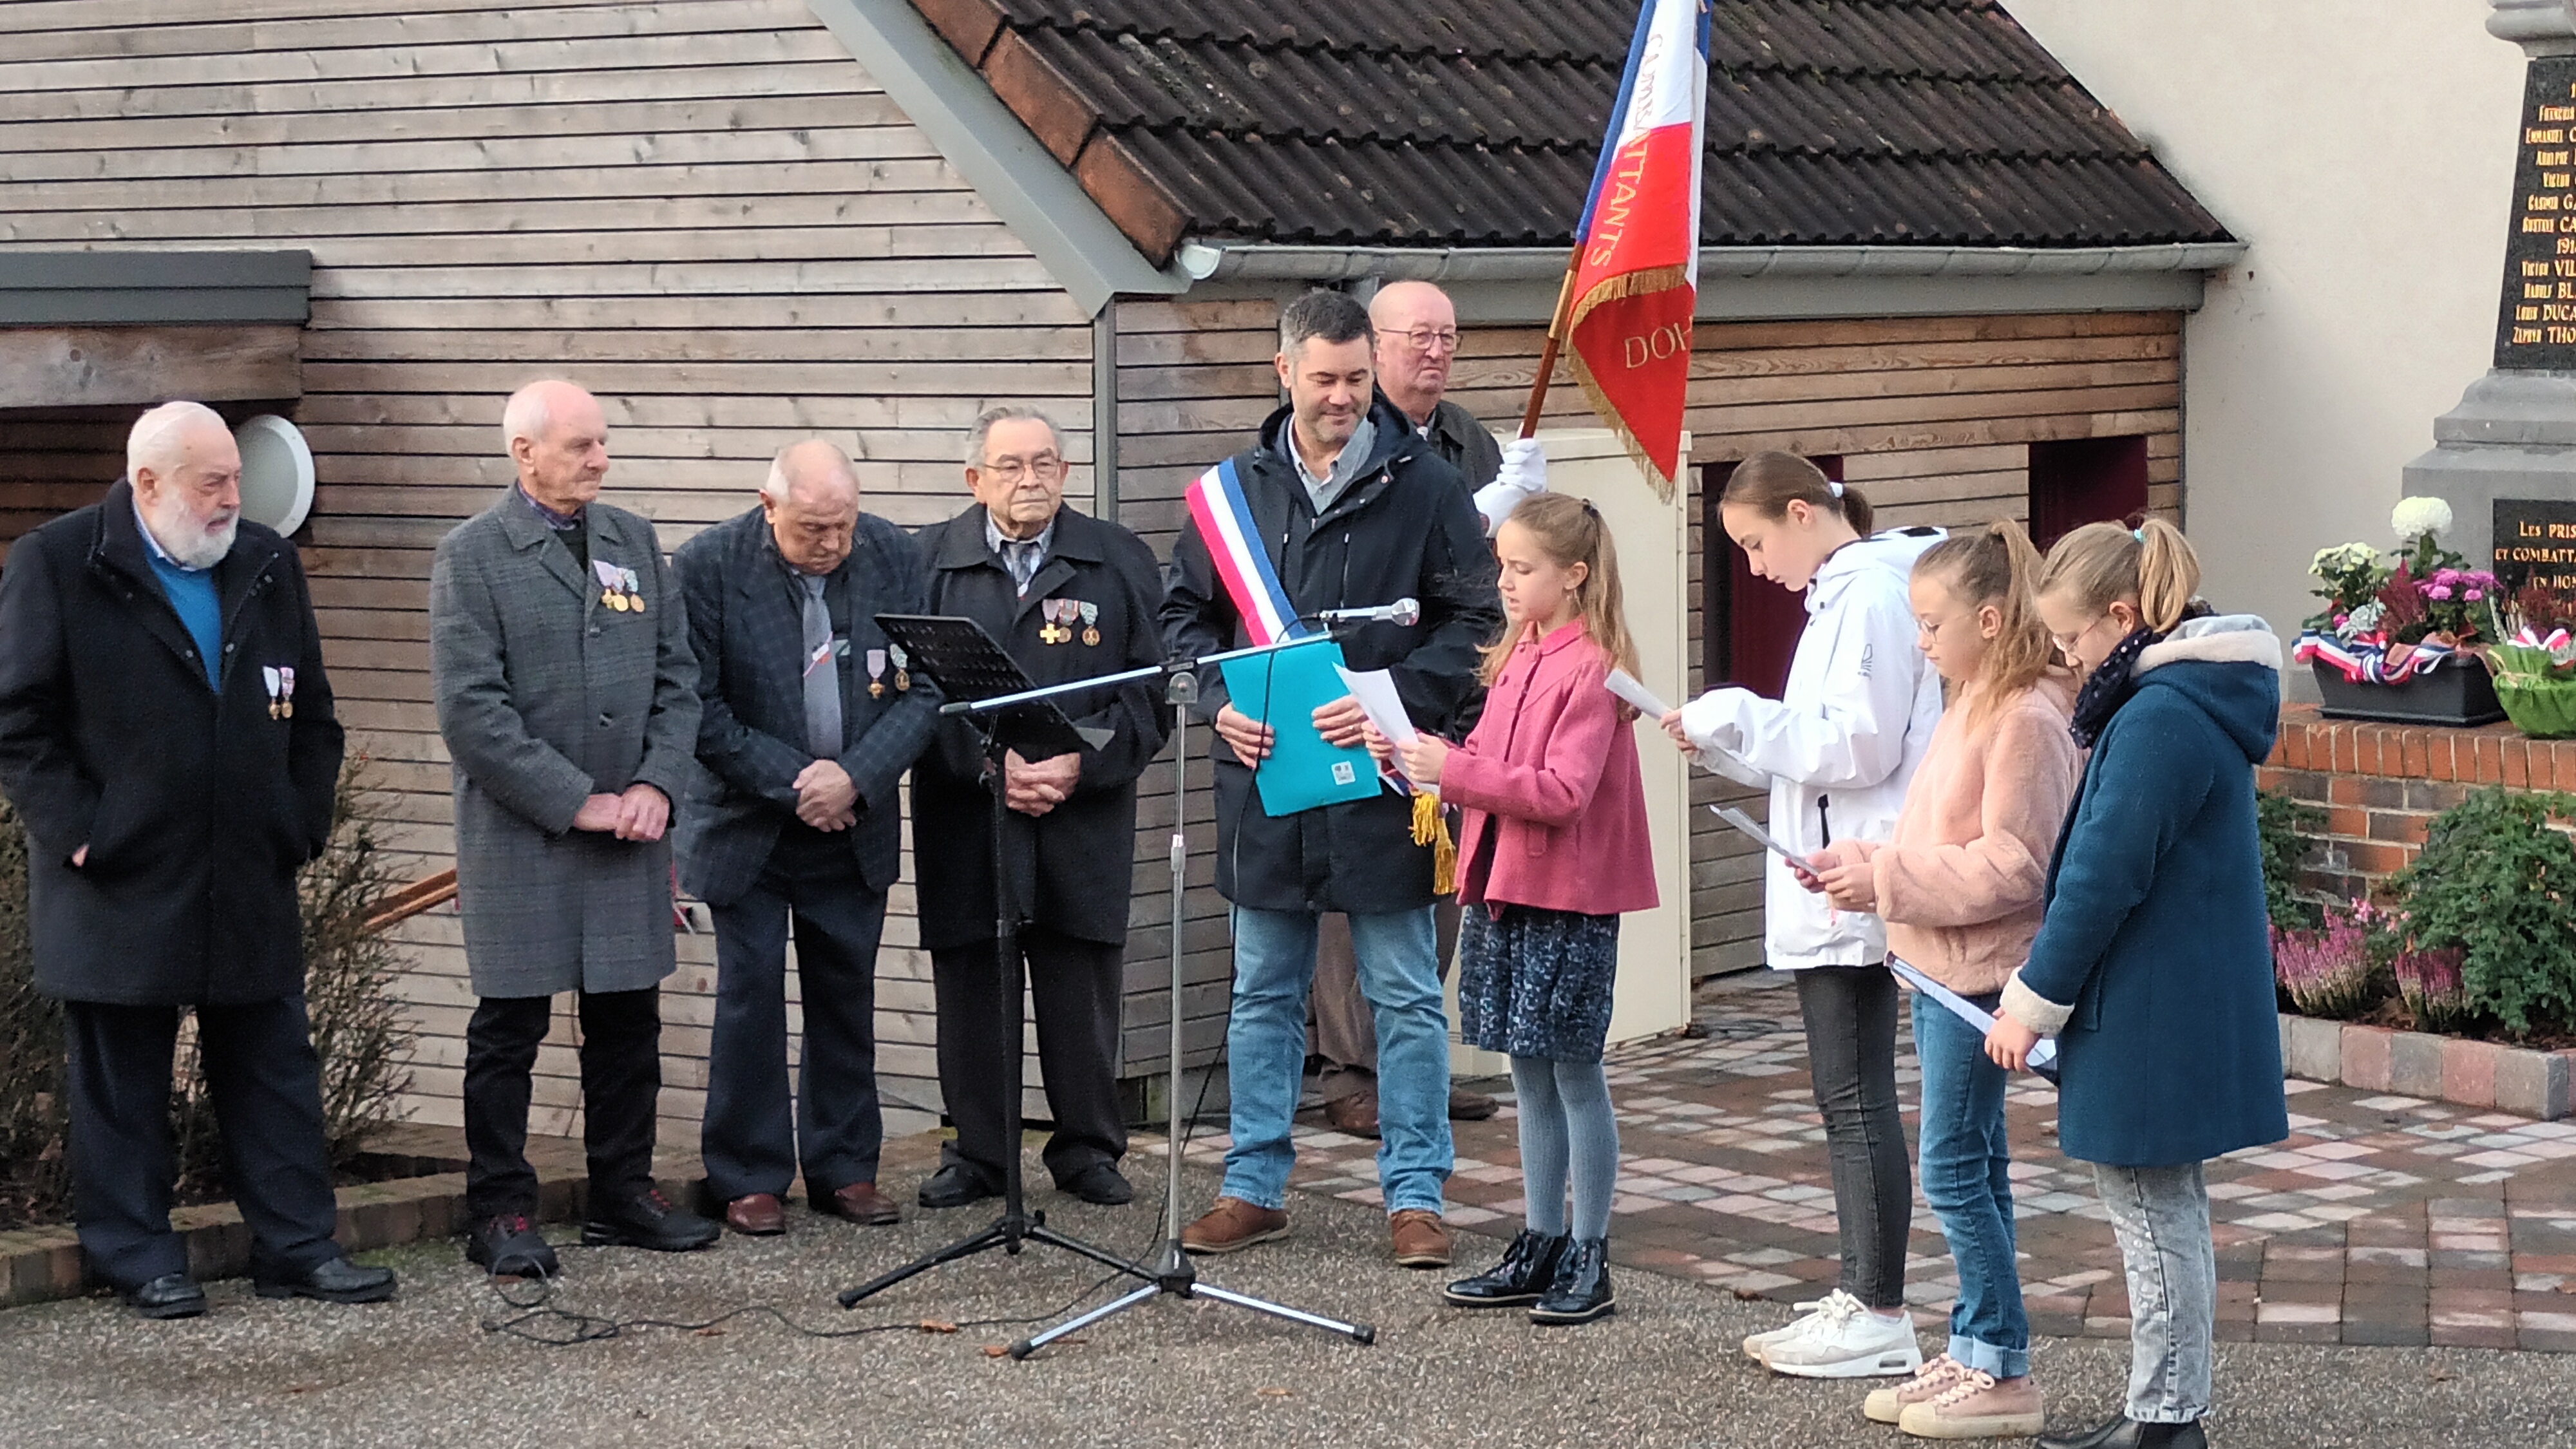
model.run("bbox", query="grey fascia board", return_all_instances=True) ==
[1176,241,2247,285]
[1176,242,2239,323]
[0,249,311,325]
[803,0,1191,316]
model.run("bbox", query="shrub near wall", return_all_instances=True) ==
[0,764,415,1230]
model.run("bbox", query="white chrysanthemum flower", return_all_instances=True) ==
[2311,542,2378,576]
[2391,496,2453,542]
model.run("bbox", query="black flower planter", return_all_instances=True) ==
[2311,659,2503,727]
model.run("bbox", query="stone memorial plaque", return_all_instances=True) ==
[2498,57,2576,367]
[2494,497,2576,591]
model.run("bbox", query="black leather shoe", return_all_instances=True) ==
[918,1162,1001,1209]
[1528,1236,1615,1325]
[466,1213,560,1278]
[582,1187,719,1252]
[1443,1229,1569,1308]
[2038,1416,2207,1449]
[1057,1162,1134,1206]
[125,1272,206,1320]
[255,1255,397,1303]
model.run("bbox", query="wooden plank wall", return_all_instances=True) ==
[1110,298,1280,1077]
[0,0,1100,1146]
[0,409,124,554]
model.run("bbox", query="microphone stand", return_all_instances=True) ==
[838,627,1374,1356]
[1007,632,1375,1357]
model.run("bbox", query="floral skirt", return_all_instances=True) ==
[1456,904,1621,1063]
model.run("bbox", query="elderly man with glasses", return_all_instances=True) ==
[908,407,1170,1210]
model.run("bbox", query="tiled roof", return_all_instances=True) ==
[905,0,2230,265]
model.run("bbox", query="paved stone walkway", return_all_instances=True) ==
[1166,978,2576,1354]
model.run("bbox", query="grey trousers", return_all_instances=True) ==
[2094,1160,2215,1423]
[1312,900,1463,1101]
[1795,963,1911,1309]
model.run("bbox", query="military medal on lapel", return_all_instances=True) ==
[866,647,887,699]
[621,566,645,613]
[1079,600,1101,647]
[278,666,294,718]
[889,642,911,692]
[261,665,290,719]
[593,558,626,611]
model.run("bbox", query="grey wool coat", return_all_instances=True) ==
[430,492,702,998]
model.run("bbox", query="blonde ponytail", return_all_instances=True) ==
[2036,517,2202,634]
[1915,517,2061,731]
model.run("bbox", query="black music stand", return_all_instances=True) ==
[836,615,1148,1308]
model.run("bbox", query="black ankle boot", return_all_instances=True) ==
[2038,1416,2206,1449]
[1528,1236,1614,1325]
[1443,1229,1568,1308]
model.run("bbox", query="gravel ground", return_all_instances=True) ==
[3,1155,2571,1449]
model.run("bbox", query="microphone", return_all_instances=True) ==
[1312,598,1420,627]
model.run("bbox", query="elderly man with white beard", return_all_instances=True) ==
[0,401,393,1318]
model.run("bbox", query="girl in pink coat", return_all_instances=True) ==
[1377,491,1654,1327]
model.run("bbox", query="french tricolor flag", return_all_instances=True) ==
[1564,0,1709,500]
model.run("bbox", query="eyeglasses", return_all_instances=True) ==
[980,455,1065,484]
[1396,327,1460,354]
[2049,613,2108,653]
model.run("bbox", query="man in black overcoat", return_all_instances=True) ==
[0,402,395,1318]
[674,439,940,1236]
[910,407,1169,1210]
[1160,289,1502,1269]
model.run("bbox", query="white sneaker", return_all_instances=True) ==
[1755,1291,1922,1379]
[1739,1294,1833,1361]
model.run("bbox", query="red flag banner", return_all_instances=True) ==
[1562,0,1709,500]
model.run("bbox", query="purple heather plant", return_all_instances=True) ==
[2273,908,2380,1020]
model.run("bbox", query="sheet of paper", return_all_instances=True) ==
[1332,665,1416,746]
[1333,663,1419,791]
[1888,956,2060,1081]
[1709,804,1818,870]
[1604,667,1671,720]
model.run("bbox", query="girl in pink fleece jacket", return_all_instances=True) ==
[1373,492,1653,1329]
[1803,520,2079,1439]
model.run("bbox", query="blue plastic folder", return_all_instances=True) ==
[1220,638,1382,817]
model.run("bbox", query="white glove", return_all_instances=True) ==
[1472,437,1549,535]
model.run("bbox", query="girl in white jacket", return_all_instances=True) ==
[1662,451,1944,1379]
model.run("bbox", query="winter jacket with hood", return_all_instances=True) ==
[2000,614,2291,1168]
[1678,527,1946,970]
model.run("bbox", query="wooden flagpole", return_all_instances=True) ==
[1517,260,1581,440]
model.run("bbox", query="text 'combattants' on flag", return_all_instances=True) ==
[1563,0,1709,501]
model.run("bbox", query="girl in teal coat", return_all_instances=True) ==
[1985,519,2289,1449]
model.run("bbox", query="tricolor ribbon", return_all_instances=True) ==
[2291,630,2463,685]
[1185,458,1312,647]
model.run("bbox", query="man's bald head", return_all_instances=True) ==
[763,439,860,509]
[761,439,862,574]
[1368,280,1461,424]
[503,379,610,512]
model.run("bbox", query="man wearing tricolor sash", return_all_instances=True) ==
[1160,289,1502,1270]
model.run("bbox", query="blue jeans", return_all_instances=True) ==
[1913,990,2029,1378]
[1221,905,1452,1215]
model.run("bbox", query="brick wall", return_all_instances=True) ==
[2260,704,2576,900]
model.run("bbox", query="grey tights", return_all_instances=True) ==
[1511,1054,1619,1241]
